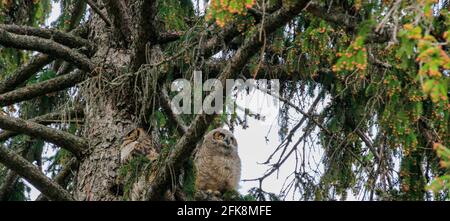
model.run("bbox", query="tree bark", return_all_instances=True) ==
[72,10,138,200]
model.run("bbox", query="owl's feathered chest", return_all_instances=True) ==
[209,152,240,172]
[196,148,241,181]
[194,129,241,193]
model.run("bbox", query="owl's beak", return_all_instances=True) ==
[224,139,230,146]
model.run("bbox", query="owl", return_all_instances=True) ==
[194,128,241,195]
[120,128,159,164]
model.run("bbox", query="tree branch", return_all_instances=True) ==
[157,31,184,45]
[355,129,381,162]
[0,24,94,50]
[0,107,84,142]
[0,114,87,158]
[203,23,243,59]
[66,0,87,32]
[131,0,158,71]
[0,145,74,201]
[35,158,79,201]
[0,54,52,95]
[103,0,132,44]
[0,70,86,107]
[0,138,41,201]
[85,0,112,27]
[0,170,19,201]
[303,4,389,43]
[304,3,357,29]
[160,87,187,135]
[0,28,95,72]
[146,0,312,200]
[0,25,90,95]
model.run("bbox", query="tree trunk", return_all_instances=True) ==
[74,11,136,201]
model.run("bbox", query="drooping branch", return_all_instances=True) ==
[0,145,74,201]
[146,0,312,200]
[0,70,86,107]
[131,0,158,71]
[35,158,79,201]
[239,75,332,135]
[0,54,52,94]
[0,107,84,142]
[0,29,96,72]
[244,120,318,183]
[242,92,324,183]
[0,24,94,50]
[0,114,87,158]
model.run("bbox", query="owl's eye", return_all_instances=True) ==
[230,137,237,146]
[214,132,225,140]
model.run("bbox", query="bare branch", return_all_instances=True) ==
[258,90,324,164]
[0,54,52,95]
[0,114,87,158]
[35,158,79,201]
[305,3,357,29]
[0,145,74,201]
[0,24,94,50]
[0,107,84,142]
[0,70,86,107]
[0,28,95,72]
[240,74,332,135]
[243,120,317,182]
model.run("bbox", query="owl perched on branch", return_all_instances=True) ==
[120,128,159,164]
[194,128,241,197]
[118,127,160,200]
